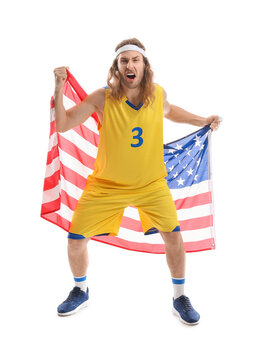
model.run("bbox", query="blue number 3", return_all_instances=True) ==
[131,127,143,147]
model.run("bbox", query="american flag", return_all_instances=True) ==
[41,70,215,254]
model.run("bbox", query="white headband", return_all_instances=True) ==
[115,44,146,57]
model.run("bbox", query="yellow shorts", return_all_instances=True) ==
[68,177,180,239]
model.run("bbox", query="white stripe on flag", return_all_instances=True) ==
[177,203,212,220]
[50,108,55,122]
[123,206,140,220]
[59,148,93,179]
[56,203,74,222]
[42,183,60,204]
[61,128,98,158]
[82,117,99,134]
[60,175,84,200]
[118,225,213,244]
[45,156,60,178]
[171,180,211,200]
[181,227,213,243]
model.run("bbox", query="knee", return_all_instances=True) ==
[68,237,90,250]
[160,230,183,245]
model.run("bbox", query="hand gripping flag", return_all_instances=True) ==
[41,70,215,254]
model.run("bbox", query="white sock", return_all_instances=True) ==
[172,277,185,299]
[74,275,87,292]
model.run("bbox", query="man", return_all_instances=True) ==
[53,38,221,325]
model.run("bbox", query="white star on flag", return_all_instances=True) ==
[175,144,183,150]
[187,168,194,176]
[177,177,185,186]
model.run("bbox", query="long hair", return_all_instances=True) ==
[107,38,155,107]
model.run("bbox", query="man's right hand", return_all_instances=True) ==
[52,67,105,132]
[53,66,69,92]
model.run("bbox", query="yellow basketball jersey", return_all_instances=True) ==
[87,84,168,189]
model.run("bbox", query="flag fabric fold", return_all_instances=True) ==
[41,70,215,254]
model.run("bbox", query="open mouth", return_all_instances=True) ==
[126,72,136,80]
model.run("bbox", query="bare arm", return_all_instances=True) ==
[54,88,105,133]
[162,87,221,130]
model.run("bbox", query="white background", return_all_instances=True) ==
[1,0,257,359]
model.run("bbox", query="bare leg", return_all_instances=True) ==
[159,230,185,278]
[67,238,90,277]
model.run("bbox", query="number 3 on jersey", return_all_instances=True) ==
[131,127,143,147]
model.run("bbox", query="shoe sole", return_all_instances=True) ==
[172,308,200,326]
[57,299,89,317]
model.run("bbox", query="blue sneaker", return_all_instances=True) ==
[57,286,89,316]
[173,295,200,325]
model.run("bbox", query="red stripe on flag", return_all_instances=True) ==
[46,144,59,165]
[120,214,213,233]
[63,80,82,105]
[121,215,143,232]
[92,234,165,253]
[43,170,60,191]
[65,70,99,122]
[66,71,87,101]
[90,235,215,254]
[50,120,56,137]
[41,212,71,232]
[61,189,78,211]
[58,133,96,170]
[180,215,213,231]
[184,238,215,252]
[175,192,212,210]
[41,197,61,215]
[50,96,55,109]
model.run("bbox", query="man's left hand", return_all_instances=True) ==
[206,115,222,131]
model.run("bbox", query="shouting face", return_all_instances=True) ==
[117,50,145,90]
